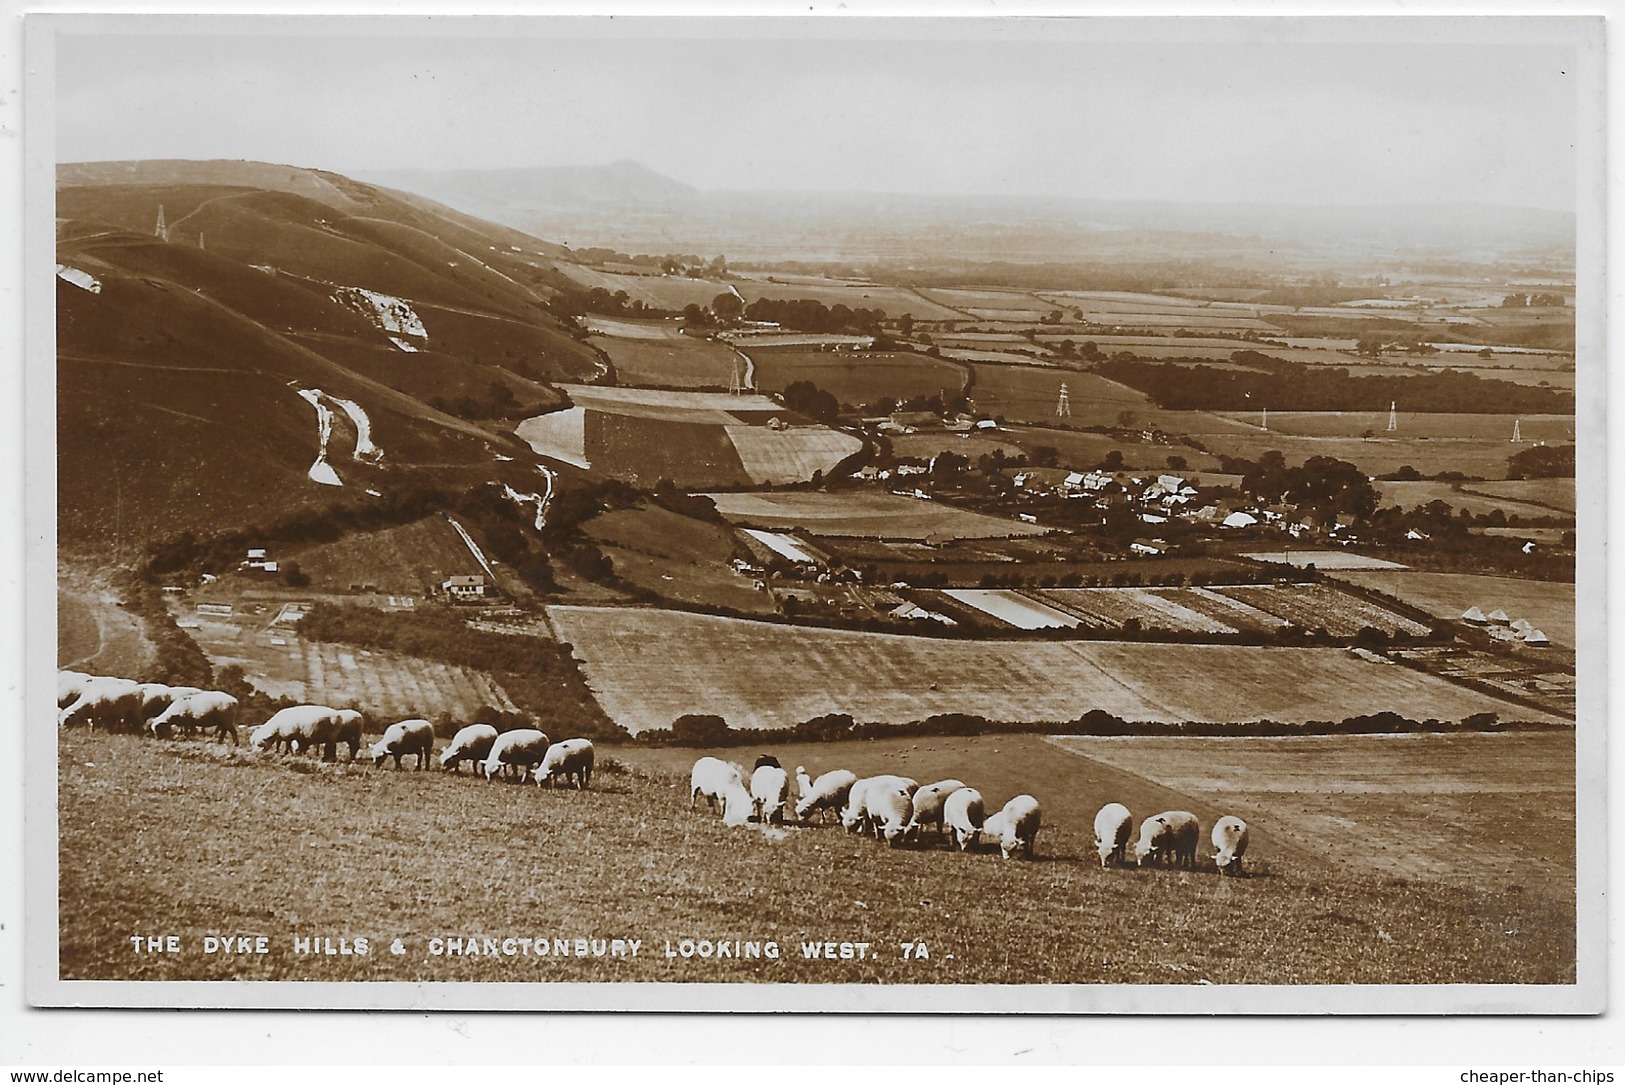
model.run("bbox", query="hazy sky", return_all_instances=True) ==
[51,18,1584,211]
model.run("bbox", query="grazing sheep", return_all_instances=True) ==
[59,676,143,733]
[690,756,746,812]
[943,788,986,852]
[58,670,93,709]
[840,774,919,835]
[439,724,499,773]
[536,738,595,789]
[1133,811,1201,869]
[370,718,436,770]
[904,779,968,842]
[1093,802,1134,868]
[751,762,790,824]
[981,795,1042,860]
[135,683,201,729]
[794,767,858,824]
[481,728,551,782]
[148,691,240,745]
[251,705,364,762]
[1211,815,1250,876]
[721,781,755,827]
[868,783,915,846]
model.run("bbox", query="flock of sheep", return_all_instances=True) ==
[688,755,1252,874]
[60,670,1251,873]
[56,670,596,785]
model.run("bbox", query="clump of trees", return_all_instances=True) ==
[742,297,887,335]
[781,380,841,424]
[1507,443,1575,479]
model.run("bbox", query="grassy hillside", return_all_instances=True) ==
[55,160,605,556]
[57,728,1574,985]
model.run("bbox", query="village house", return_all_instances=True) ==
[442,574,487,600]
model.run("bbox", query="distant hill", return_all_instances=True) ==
[55,159,604,555]
[357,161,1575,270]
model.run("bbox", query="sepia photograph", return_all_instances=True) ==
[22,12,1605,1016]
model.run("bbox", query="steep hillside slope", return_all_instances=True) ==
[54,160,603,556]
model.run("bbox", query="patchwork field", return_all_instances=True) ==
[749,349,967,405]
[56,728,1574,984]
[940,589,1079,630]
[547,606,1553,733]
[705,491,1049,541]
[184,614,518,718]
[1189,430,1534,482]
[1026,584,1430,638]
[516,388,862,488]
[1331,572,1576,647]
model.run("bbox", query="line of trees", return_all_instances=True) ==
[1097,352,1573,415]
[632,707,1548,746]
[741,297,887,335]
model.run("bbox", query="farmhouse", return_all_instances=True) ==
[442,574,487,599]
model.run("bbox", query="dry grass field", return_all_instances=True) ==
[588,332,737,389]
[1375,481,1575,520]
[553,264,728,311]
[1215,411,1574,443]
[969,363,1152,427]
[704,491,1049,541]
[547,606,1555,733]
[1331,572,1575,648]
[749,349,966,405]
[1464,479,1578,514]
[280,515,487,596]
[732,279,962,321]
[583,503,776,614]
[1046,731,1575,893]
[57,728,1575,984]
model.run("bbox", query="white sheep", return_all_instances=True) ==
[840,774,918,835]
[867,782,915,846]
[1211,815,1250,876]
[751,763,790,824]
[369,718,436,770]
[59,676,143,732]
[981,795,1042,860]
[721,781,755,827]
[439,724,499,773]
[58,670,93,709]
[251,705,365,762]
[1093,802,1133,868]
[1133,810,1201,869]
[481,728,551,782]
[943,787,985,851]
[536,738,595,789]
[794,767,858,823]
[690,756,745,812]
[148,691,239,745]
[904,779,967,842]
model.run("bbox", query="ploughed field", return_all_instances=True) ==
[57,729,1574,984]
[547,606,1556,733]
[704,491,1049,541]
